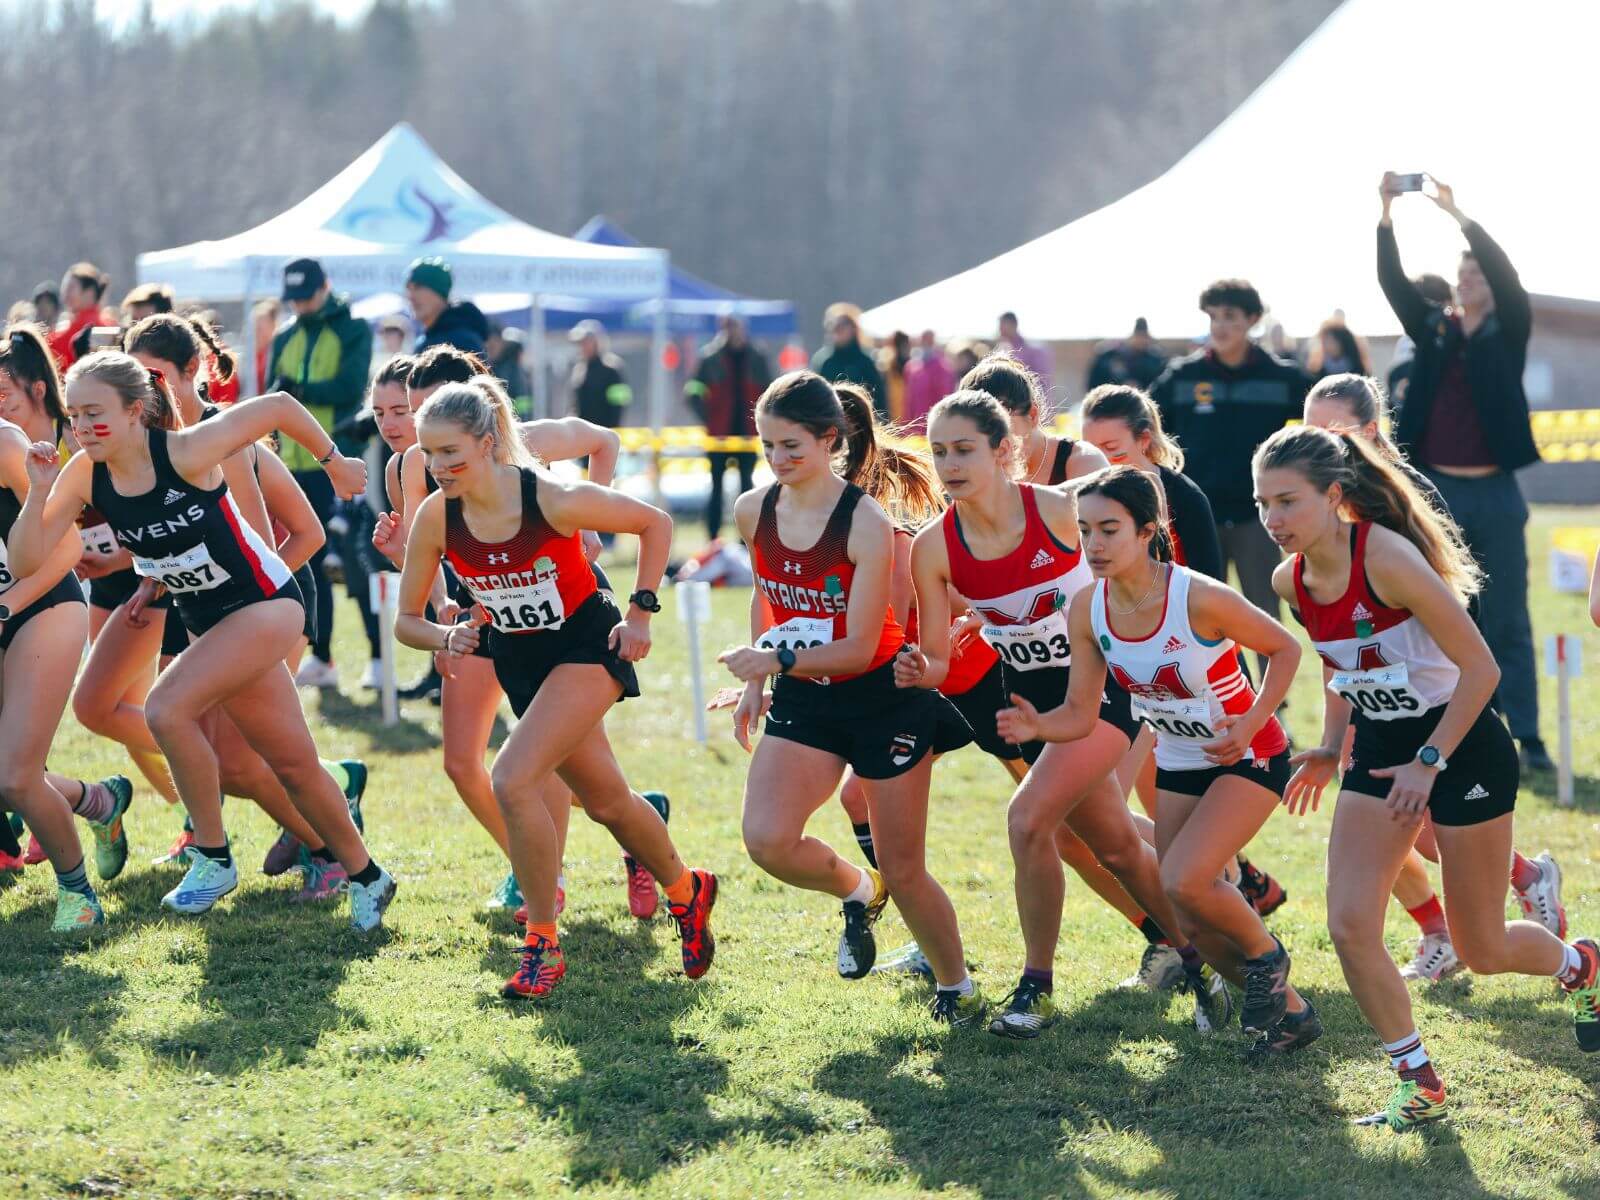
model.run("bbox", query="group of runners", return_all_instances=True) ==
[0,316,1590,1133]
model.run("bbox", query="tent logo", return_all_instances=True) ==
[334,180,496,244]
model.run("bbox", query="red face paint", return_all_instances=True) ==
[446,463,469,475]
[90,424,112,438]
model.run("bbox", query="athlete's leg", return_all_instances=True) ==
[441,655,511,853]
[74,606,165,755]
[743,736,856,897]
[1054,822,1146,924]
[1391,848,1435,909]
[205,708,322,847]
[1436,813,1567,976]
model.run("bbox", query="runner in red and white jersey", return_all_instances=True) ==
[997,464,1319,1059]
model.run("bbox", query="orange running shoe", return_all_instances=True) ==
[668,868,718,979]
[502,935,566,1000]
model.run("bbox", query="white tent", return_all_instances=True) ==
[863,0,1600,341]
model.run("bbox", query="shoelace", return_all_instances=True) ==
[514,944,559,989]
[929,990,964,1020]
[1000,978,1044,1015]
[1243,958,1276,1011]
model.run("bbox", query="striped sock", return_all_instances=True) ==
[1556,941,1596,990]
[1384,1031,1441,1089]
[851,822,878,869]
[70,780,118,824]
[55,858,95,898]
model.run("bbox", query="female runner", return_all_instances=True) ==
[395,381,713,999]
[718,371,985,1024]
[1259,423,1595,1128]
[11,351,394,930]
[1302,373,1564,984]
[900,395,1222,1039]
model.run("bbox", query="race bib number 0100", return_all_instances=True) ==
[1329,663,1418,721]
[983,611,1071,672]
[1131,694,1215,740]
[132,544,232,594]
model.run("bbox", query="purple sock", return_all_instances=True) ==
[71,781,117,824]
[1176,944,1202,971]
[1021,967,1053,993]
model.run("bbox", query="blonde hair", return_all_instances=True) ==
[415,378,536,469]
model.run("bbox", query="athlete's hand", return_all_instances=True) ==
[731,682,768,753]
[438,600,463,627]
[75,548,119,579]
[1368,759,1436,824]
[609,612,652,662]
[707,684,770,713]
[24,441,60,487]
[893,643,928,689]
[441,617,480,658]
[1284,747,1339,816]
[125,578,165,628]
[324,452,368,501]
[371,510,404,566]
[582,530,603,563]
[995,692,1040,745]
[719,645,779,683]
[1199,714,1254,766]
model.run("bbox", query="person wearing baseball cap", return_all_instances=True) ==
[406,255,488,358]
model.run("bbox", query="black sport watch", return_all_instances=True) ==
[776,647,797,674]
[0,604,9,623]
[628,589,661,613]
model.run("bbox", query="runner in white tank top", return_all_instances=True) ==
[997,465,1318,1059]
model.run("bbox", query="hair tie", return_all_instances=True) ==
[148,367,165,387]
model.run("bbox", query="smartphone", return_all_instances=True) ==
[88,326,122,349]
[1390,173,1426,193]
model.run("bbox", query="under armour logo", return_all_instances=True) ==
[163,488,186,505]
[1028,548,1055,570]
[487,552,510,565]
[782,560,802,576]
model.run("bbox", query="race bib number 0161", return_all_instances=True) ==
[472,574,565,634]
[983,611,1071,672]
[757,616,835,654]
[1328,663,1418,721]
[132,544,232,594]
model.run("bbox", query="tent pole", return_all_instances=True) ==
[528,293,548,420]
[240,271,258,395]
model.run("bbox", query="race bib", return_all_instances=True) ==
[757,616,836,654]
[1329,663,1419,722]
[983,610,1071,672]
[79,522,118,556]
[0,538,13,594]
[1131,694,1216,740]
[469,572,565,634]
[132,544,232,594]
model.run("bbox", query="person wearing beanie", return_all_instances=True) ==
[406,256,489,358]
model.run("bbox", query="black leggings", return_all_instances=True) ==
[294,469,337,663]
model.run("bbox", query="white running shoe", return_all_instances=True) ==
[360,659,383,690]
[1515,852,1567,938]
[161,854,238,915]
[1119,943,1186,992]
[349,868,396,932]
[294,657,339,689]
[1398,933,1463,982]
[871,941,934,978]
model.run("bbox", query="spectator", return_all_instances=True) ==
[685,315,772,539]
[121,282,174,324]
[48,261,111,368]
[265,256,374,689]
[569,319,631,427]
[31,282,59,331]
[1151,277,1309,669]
[485,322,531,415]
[877,329,911,423]
[406,256,488,358]
[5,301,35,325]
[1377,173,1550,771]
[1306,316,1371,379]
[810,302,885,417]
[995,310,1053,397]
[949,338,986,381]
[1384,272,1453,411]
[1086,317,1166,392]
[903,329,954,431]
[375,315,410,371]
[251,299,280,392]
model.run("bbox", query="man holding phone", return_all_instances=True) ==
[1377,172,1552,772]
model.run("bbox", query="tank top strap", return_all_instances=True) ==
[520,467,544,533]
[1049,438,1073,484]
[756,482,781,544]
[823,482,865,542]
[146,427,178,482]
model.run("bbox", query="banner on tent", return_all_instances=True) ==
[241,255,668,302]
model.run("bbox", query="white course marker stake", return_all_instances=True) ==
[371,571,401,727]
[1544,633,1581,808]
[676,580,712,744]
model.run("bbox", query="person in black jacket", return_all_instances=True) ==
[407,256,489,359]
[810,303,885,417]
[1086,318,1167,394]
[1377,174,1551,771]
[1150,280,1309,669]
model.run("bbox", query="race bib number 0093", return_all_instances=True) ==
[983,611,1071,672]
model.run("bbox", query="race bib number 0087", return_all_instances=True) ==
[132,545,232,594]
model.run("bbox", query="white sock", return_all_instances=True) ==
[844,867,877,906]
[937,974,974,997]
[1556,942,1584,984]
[1381,1031,1428,1073]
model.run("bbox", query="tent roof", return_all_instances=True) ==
[863,0,1600,341]
[137,124,667,302]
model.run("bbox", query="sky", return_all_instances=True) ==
[0,0,385,28]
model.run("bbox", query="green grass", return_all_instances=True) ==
[3,508,1599,1199]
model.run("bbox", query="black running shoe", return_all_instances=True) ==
[1244,1000,1324,1063]
[1241,937,1292,1034]
[987,976,1059,1039]
[1236,857,1287,917]
[837,869,887,979]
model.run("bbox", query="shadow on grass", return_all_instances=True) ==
[486,915,819,1186]
[1521,769,1600,813]
[814,981,1512,1200]
[310,687,440,754]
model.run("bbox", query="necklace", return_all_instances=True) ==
[1109,562,1164,614]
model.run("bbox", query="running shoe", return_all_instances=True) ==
[153,828,196,868]
[1244,1000,1323,1062]
[52,887,105,933]
[88,776,134,881]
[348,868,397,932]
[930,984,987,1028]
[1187,964,1234,1034]
[988,977,1058,1039]
[361,659,382,690]
[1354,1078,1448,1131]
[1398,933,1463,983]
[339,759,368,833]
[622,855,658,919]
[23,833,46,866]
[502,934,566,1000]
[294,657,339,689]
[293,855,350,902]
[261,830,301,877]
[1515,851,1567,939]
[1236,857,1287,917]
[161,854,238,915]
[0,849,24,873]
[1240,937,1293,1035]
[1119,943,1186,992]
[837,867,887,980]
[668,868,718,979]
[1565,937,1600,1053]
[871,941,934,979]
[486,871,523,911]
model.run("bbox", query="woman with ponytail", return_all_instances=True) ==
[718,370,985,1026]
[1258,423,1594,1129]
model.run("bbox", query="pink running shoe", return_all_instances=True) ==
[24,834,47,866]
[292,857,350,902]
[623,855,659,919]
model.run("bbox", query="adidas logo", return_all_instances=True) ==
[1162,635,1187,655]
[1350,601,1373,621]
[1465,783,1490,800]
[163,488,186,505]
[1029,548,1055,570]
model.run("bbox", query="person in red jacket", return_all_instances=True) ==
[685,317,773,539]
[47,262,111,370]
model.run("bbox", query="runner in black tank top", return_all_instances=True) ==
[14,351,395,930]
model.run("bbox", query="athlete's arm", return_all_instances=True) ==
[254,445,325,573]
[217,444,274,544]
[394,491,459,655]
[9,441,91,579]
[0,432,84,611]
[997,589,1104,744]
[1032,483,1082,548]
[520,417,620,487]
[372,454,406,568]
[167,391,366,500]
[392,444,451,611]
[1271,557,1345,813]
[1190,574,1301,765]
[889,528,914,635]
[1066,440,1110,480]
[899,524,954,690]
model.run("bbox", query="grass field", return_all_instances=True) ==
[3,508,1599,1200]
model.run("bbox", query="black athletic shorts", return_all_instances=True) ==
[173,577,305,640]
[944,660,1023,762]
[89,567,172,613]
[1342,705,1518,827]
[160,604,189,658]
[1156,749,1293,799]
[993,661,1140,765]
[293,562,317,642]
[0,577,85,651]
[492,591,638,719]
[764,652,946,780]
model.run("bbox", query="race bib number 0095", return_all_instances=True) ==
[1329,663,1418,721]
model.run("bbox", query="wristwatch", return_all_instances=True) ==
[776,646,797,674]
[628,589,661,613]
[1416,745,1448,771]
[0,604,10,623]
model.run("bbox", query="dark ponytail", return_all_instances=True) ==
[1076,465,1174,562]
[834,382,944,528]
[960,351,1046,421]
[124,312,233,384]
[0,322,67,426]
[409,345,488,392]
